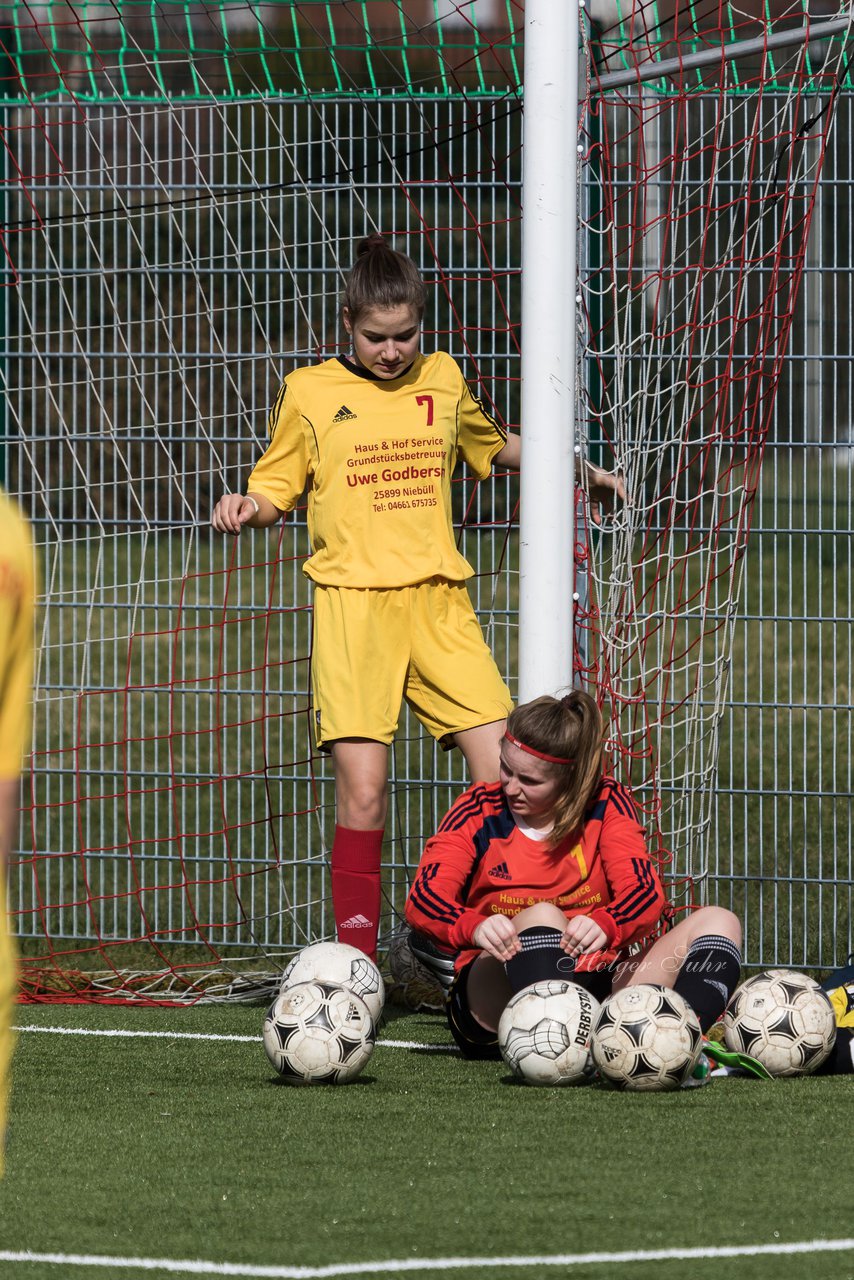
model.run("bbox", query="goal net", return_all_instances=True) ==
[580,2,850,915]
[2,1,847,998]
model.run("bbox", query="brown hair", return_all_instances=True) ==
[341,233,427,324]
[505,690,605,846]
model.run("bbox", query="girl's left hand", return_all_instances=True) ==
[560,916,608,959]
[583,462,626,526]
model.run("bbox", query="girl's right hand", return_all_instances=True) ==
[472,915,521,963]
[211,493,258,535]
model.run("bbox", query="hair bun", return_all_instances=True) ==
[356,232,388,257]
[343,234,426,322]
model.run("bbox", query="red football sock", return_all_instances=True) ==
[330,825,384,962]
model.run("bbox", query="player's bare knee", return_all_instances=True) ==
[512,903,566,933]
[336,784,388,830]
[465,955,512,1032]
[690,905,742,947]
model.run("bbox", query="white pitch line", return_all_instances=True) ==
[13,1025,259,1043]
[11,1025,455,1052]
[1,1240,854,1277]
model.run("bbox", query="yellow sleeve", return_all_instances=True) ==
[0,515,35,780]
[245,379,313,512]
[455,368,508,480]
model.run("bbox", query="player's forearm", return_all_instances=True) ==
[492,432,520,469]
[492,435,621,497]
[405,859,472,951]
[211,491,284,535]
[245,492,284,528]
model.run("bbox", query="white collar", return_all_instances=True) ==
[512,815,554,841]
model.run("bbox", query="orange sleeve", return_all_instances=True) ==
[586,783,666,949]
[404,784,497,950]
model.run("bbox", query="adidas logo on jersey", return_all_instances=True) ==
[341,913,372,929]
[488,861,512,881]
[332,404,357,422]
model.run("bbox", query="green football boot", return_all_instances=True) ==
[680,1051,714,1088]
[702,1039,773,1080]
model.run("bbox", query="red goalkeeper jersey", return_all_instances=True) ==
[405,778,667,973]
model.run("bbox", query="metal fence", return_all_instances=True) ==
[713,108,854,970]
[3,86,852,981]
[4,94,521,984]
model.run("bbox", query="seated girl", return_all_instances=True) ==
[406,690,749,1060]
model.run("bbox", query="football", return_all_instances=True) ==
[591,984,703,1091]
[497,980,600,1086]
[263,980,376,1085]
[386,925,446,1012]
[280,942,385,1025]
[723,969,836,1076]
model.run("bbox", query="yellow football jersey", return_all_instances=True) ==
[246,351,508,587]
[0,491,34,778]
[0,489,34,1177]
[828,982,854,1029]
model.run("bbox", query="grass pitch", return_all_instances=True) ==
[0,1001,852,1280]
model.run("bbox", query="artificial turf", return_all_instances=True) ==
[0,1001,851,1280]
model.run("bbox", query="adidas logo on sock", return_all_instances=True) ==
[488,861,512,881]
[332,404,357,422]
[341,913,372,929]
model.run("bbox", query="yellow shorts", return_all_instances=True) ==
[311,580,512,750]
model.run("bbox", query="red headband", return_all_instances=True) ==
[503,731,574,766]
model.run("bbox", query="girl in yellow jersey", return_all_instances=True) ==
[0,491,35,1173]
[212,235,621,960]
